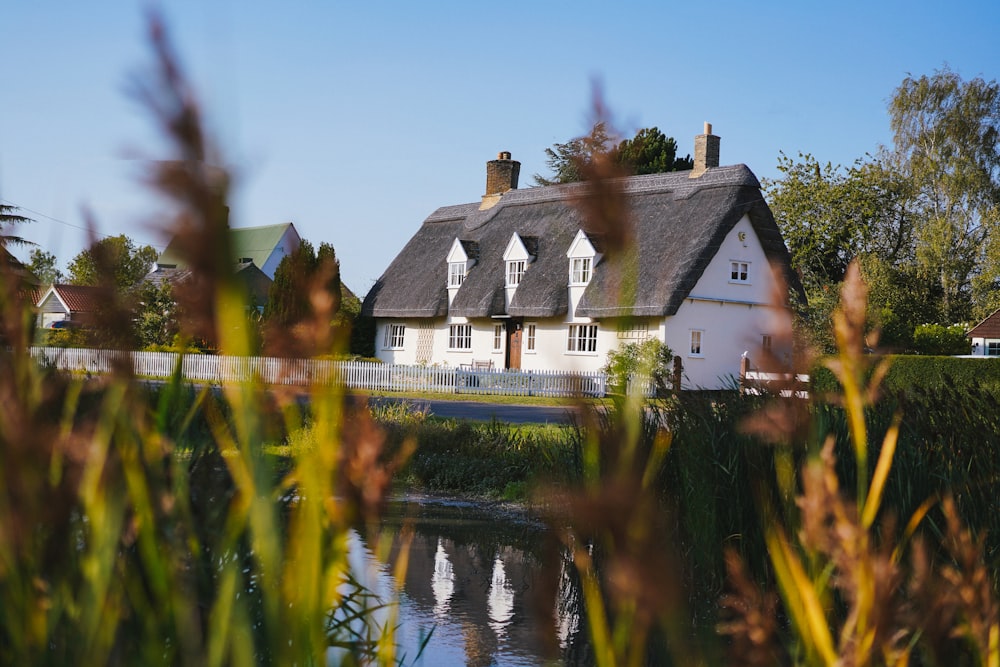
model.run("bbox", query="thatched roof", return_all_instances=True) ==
[363,164,802,320]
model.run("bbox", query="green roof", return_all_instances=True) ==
[158,223,298,275]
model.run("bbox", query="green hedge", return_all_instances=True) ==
[811,355,1000,395]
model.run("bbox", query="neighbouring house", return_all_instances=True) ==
[967,308,1000,356]
[362,125,804,389]
[156,222,301,280]
[145,259,274,314]
[35,284,103,328]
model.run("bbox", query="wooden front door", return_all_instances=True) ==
[506,321,522,370]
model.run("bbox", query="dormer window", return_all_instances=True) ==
[566,229,600,287]
[449,262,466,287]
[571,257,591,285]
[503,233,534,289]
[506,260,526,287]
[447,238,477,291]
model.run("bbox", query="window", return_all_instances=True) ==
[617,321,649,340]
[571,257,592,285]
[449,324,472,350]
[730,261,750,283]
[988,341,1000,356]
[525,323,536,352]
[506,260,526,287]
[383,323,405,349]
[689,330,704,356]
[567,324,598,353]
[493,324,504,351]
[762,334,772,352]
[449,262,466,287]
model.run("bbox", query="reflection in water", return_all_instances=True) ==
[348,496,589,666]
[488,555,515,637]
[432,538,455,619]
[556,553,581,651]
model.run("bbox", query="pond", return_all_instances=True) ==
[347,494,591,666]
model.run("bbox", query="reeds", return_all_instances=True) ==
[719,263,999,667]
[0,16,403,665]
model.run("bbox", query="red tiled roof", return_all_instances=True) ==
[967,307,1000,338]
[50,284,104,313]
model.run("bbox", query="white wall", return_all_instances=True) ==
[373,214,793,387]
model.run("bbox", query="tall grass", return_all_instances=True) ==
[3,17,999,667]
[0,17,405,665]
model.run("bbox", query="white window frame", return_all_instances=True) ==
[448,323,472,351]
[383,323,405,350]
[506,260,526,287]
[493,324,504,352]
[762,334,772,352]
[729,260,750,284]
[448,261,466,287]
[616,321,649,340]
[567,324,598,353]
[525,323,537,353]
[689,329,704,357]
[988,340,1000,356]
[570,257,592,285]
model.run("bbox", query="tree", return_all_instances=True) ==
[134,279,179,349]
[765,152,915,292]
[263,240,346,355]
[67,234,158,291]
[26,249,64,285]
[889,66,1000,323]
[533,124,692,186]
[615,126,693,175]
[765,152,922,352]
[0,203,34,249]
[533,122,614,186]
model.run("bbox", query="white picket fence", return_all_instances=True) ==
[739,357,810,398]
[28,347,608,398]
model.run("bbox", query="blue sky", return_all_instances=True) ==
[2,1,998,295]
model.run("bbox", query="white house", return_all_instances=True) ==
[967,308,1000,356]
[362,127,803,389]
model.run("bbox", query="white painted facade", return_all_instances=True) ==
[969,336,1000,356]
[373,214,792,388]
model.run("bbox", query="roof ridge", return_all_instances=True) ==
[425,164,759,223]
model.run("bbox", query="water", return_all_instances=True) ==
[347,494,588,666]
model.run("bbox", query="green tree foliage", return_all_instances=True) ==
[533,124,692,186]
[603,338,674,394]
[26,249,64,285]
[263,240,360,356]
[769,68,1000,350]
[533,122,614,186]
[134,279,179,349]
[889,66,1000,323]
[911,323,970,355]
[67,234,158,291]
[765,152,914,291]
[615,126,693,175]
[0,203,34,248]
[264,240,342,327]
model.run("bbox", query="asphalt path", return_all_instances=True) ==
[368,396,580,425]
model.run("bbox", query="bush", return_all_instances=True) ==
[603,338,674,395]
[911,322,970,355]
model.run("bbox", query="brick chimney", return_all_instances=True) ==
[486,151,520,195]
[689,122,720,178]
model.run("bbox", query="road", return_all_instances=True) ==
[368,396,580,425]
